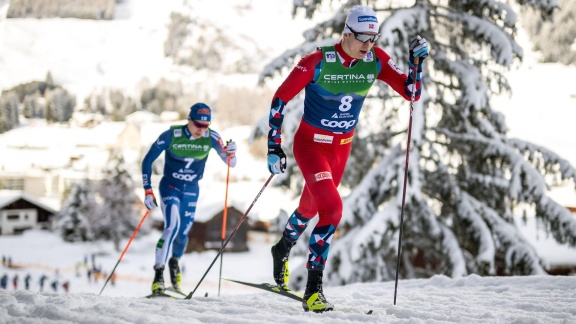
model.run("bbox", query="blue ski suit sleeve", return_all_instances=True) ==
[142,129,172,190]
[210,129,237,168]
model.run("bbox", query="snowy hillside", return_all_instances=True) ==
[0,0,319,99]
[0,0,574,166]
[0,0,573,164]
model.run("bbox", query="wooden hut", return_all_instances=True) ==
[186,205,249,253]
[0,191,56,235]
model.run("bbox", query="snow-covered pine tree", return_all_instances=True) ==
[520,0,576,65]
[96,150,144,251]
[0,91,19,134]
[56,179,98,242]
[253,0,576,287]
[46,87,75,123]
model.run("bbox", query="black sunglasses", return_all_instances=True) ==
[346,24,380,43]
[190,120,210,129]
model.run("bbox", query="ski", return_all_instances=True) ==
[166,286,188,297]
[144,291,182,299]
[223,278,374,315]
[222,277,304,302]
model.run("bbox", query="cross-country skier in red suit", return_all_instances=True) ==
[267,5,430,312]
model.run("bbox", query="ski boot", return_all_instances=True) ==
[167,257,185,295]
[151,265,165,294]
[271,236,296,291]
[302,269,334,313]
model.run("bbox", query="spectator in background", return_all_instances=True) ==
[12,274,18,290]
[24,274,31,290]
[0,274,7,289]
[39,274,48,292]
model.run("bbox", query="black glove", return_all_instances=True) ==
[267,145,287,174]
[409,36,429,66]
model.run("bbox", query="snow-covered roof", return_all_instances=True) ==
[125,111,161,124]
[0,190,57,213]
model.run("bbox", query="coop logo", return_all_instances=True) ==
[325,51,336,63]
[172,173,198,181]
[172,143,206,151]
[320,119,356,129]
[314,171,332,182]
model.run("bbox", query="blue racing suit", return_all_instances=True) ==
[142,124,236,267]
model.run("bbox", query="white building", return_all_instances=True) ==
[0,190,57,235]
[0,113,175,210]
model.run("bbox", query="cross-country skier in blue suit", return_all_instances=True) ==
[141,103,237,295]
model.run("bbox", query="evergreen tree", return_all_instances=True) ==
[23,94,41,119]
[520,0,576,64]
[46,87,76,123]
[56,180,98,242]
[254,0,576,287]
[96,150,145,251]
[0,91,20,134]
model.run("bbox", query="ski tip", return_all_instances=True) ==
[367,310,373,315]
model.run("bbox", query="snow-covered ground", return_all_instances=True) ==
[1,229,575,323]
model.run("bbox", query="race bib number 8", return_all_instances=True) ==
[339,95,353,112]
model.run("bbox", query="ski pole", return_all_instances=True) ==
[185,174,274,300]
[99,209,150,296]
[393,55,420,305]
[218,153,232,297]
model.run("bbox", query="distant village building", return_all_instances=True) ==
[0,191,56,235]
[150,202,250,253]
[6,0,116,20]
[0,113,173,209]
[187,206,249,253]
